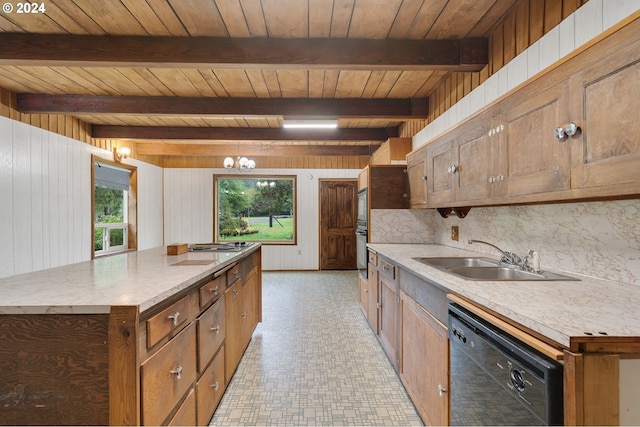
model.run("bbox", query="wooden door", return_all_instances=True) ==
[400,291,449,426]
[319,180,357,270]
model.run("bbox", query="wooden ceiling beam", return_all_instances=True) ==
[0,34,488,71]
[92,125,398,141]
[18,94,428,119]
[135,143,381,157]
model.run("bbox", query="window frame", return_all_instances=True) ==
[213,174,297,245]
[91,155,138,258]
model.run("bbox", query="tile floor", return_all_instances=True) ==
[210,270,423,426]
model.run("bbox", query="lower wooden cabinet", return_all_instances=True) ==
[141,323,197,426]
[400,290,449,426]
[167,389,196,427]
[196,348,226,425]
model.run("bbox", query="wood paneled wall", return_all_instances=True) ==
[401,0,588,137]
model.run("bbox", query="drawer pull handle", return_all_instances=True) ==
[210,286,219,295]
[438,384,447,396]
[233,289,239,297]
[211,381,219,391]
[383,265,390,271]
[170,366,183,380]
[167,312,180,326]
[241,312,247,318]
[210,325,220,333]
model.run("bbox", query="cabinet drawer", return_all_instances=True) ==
[141,323,197,426]
[147,295,190,348]
[368,251,378,266]
[197,297,225,372]
[227,264,241,286]
[167,388,196,427]
[199,275,226,308]
[196,348,226,426]
[379,259,396,281]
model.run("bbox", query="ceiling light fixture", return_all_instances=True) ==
[282,119,338,129]
[223,155,255,171]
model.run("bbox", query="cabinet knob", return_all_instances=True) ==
[210,325,220,333]
[167,311,180,326]
[210,286,219,295]
[422,175,427,181]
[211,381,219,391]
[438,384,447,396]
[447,164,458,174]
[170,365,183,380]
[241,312,247,318]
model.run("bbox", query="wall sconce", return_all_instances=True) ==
[114,146,131,162]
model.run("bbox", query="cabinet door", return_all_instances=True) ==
[197,296,225,373]
[570,38,640,192]
[407,147,428,208]
[359,274,368,317]
[367,264,379,333]
[426,138,455,205]
[400,291,449,426]
[378,274,399,370]
[499,81,572,198]
[455,118,494,203]
[224,282,243,384]
[196,348,225,426]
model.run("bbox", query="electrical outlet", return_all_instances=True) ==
[451,226,459,241]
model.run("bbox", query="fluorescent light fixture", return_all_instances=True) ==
[282,119,338,129]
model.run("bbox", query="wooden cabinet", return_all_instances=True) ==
[141,323,197,426]
[358,165,408,208]
[569,28,640,196]
[406,145,428,208]
[196,348,225,426]
[225,252,260,384]
[197,297,225,373]
[400,290,449,426]
[370,137,412,165]
[408,15,640,209]
[378,258,400,370]
[167,389,196,427]
[499,81,572,200]
[366,253,379,333]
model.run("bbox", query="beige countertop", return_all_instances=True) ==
[0,244,260,315]
[368,243,640,349]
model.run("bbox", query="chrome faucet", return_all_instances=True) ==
[467,240,522,267]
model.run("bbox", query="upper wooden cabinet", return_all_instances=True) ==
[569,26,640,196]
[358,165,408,209]
[408,15,640,209]
[406,146,428,209]
[498,80,572,200]
[371,137,412,165]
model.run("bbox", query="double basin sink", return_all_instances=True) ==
[413,257,579,281]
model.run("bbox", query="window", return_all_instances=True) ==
[92,156,137,257]
[214,175,296,244]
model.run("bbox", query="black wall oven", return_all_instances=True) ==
[356,189,368,278]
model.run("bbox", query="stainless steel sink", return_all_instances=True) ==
[414,257,499,268]
[413,257,579,281]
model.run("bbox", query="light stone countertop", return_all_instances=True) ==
[368,243,640,349]
[0,245,260,315]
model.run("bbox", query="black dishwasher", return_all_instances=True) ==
[448,303,564,426]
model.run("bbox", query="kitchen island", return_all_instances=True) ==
[0,244,262,426]
[367,243,640,426]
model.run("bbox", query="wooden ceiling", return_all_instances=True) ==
[0,0,520,160]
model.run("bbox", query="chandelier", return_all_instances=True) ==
[223,155,255,171]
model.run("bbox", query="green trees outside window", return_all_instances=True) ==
[215,175,296,244]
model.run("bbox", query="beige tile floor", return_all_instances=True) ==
[210,270,423,426]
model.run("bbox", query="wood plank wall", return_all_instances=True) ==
[1,0,588,167]
[400,0,588,138]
